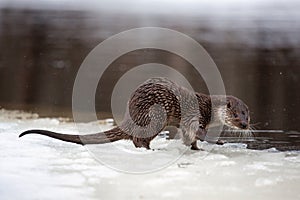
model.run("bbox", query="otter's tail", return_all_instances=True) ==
[19,127,129,145]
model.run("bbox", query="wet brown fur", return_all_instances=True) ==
[19,77,250,150]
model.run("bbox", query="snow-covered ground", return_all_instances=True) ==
[0,109,299,200]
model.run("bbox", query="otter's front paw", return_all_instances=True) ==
[216,140,226,145]
[191,141,204,151]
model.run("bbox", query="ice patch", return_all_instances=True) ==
[223,143,248,149]
[215,160,236,167]
[204,154,229,160]
[244,162,276,172]
[0,122,18,130]
[255,177,283,187]
[0,110,299,200]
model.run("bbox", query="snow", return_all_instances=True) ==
[0,109,299,200]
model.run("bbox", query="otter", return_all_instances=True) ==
[19,77,250,150]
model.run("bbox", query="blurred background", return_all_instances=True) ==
[0,0,299,131]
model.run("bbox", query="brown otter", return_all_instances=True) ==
[19,77,250,150]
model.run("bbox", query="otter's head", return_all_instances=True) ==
[224,96,250,130]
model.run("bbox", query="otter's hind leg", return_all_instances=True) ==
[132,138,151,150]
[141,138,152,150]
[132,137,144,148]
[132,134,158,150]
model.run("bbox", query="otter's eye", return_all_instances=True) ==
[234,113,238,118]
[242,111,245,115]
[227,102,231,109]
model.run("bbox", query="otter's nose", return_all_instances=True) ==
[240,122,248,129]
